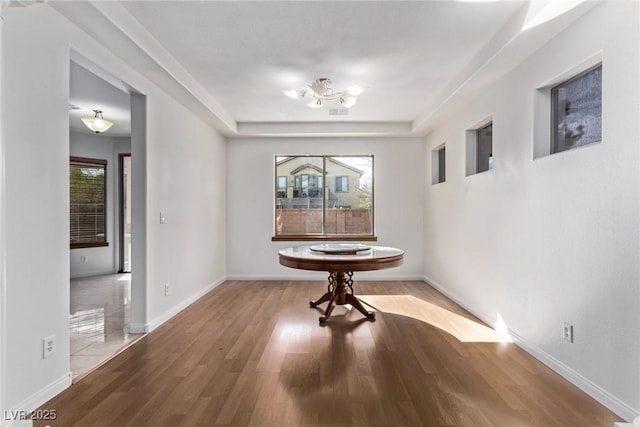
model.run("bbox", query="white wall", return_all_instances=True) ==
[144,93,226,330]
[69,132,131,278]
[1,3,226,417]
[226,137,424,280]
[0,3,6,420]
[423,2,639,420]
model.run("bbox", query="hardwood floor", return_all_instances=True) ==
[36,280,622,426]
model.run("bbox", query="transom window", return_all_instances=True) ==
[274,155,375,240]
[70,156,108,249]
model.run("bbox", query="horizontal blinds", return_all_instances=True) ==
[70,157,107,246]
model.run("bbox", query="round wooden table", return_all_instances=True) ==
[278,244,404,324]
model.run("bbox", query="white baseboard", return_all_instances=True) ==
[423,275,640,423]
[127,323,148,334]
[145,276,226,333]
[4,372,71,427]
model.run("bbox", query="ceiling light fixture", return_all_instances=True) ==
[284,78,365,109]
[81,110,114,134]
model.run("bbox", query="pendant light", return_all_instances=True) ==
[81,110,114,134]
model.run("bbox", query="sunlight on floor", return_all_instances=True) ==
[358,294,512,343]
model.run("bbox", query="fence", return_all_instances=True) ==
[276,208,372,235]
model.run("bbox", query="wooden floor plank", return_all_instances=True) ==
[34,280,622,426]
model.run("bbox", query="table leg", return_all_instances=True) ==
[312,271,375,324]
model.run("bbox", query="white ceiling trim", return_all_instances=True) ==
[237,121,413,138]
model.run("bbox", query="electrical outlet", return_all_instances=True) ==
[43,335,56,359]
[80,256,87,263]
[160,211,166,224]
[562,322,573,343]
[164,283,170,296]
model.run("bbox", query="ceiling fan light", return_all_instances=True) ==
[81,110,114,134]
[340,96,357,108]
[283,89,306,99]
[286,78,364,109]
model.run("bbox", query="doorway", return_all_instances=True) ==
[68,58,144,381]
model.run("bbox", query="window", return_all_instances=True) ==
[335,176,349,193]
[276,176,287,198]
[466,120,493,176]
[476,123,493,173]
[432,145,446,184]
[293,174,323,198]
[70,157,108,248]
[274,155,374,240]
[551,64,602,154]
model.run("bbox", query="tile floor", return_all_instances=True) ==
[70,273,145,381]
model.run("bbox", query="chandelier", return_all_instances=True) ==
[283,78,365,109]
[81,110,114,134]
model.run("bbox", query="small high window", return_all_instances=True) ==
[466,120,493,176]
[551,64,602,154]
[476,123,493,173]
[432,145,446,185]
[70,157,108,249]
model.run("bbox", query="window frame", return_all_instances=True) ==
[70,156,109,249]
[273,155,376,242]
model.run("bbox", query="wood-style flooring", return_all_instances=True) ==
[35,280,622,426]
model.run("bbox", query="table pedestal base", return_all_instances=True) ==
[309,271,375,324]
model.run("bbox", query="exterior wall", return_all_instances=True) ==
[423,2,640,419]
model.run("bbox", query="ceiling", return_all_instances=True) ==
[59,1,595,138]
[70,61,131,137]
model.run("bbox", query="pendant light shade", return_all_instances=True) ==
[81,110,114,134]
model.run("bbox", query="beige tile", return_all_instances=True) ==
[69,273,143,380]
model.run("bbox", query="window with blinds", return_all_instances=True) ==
[70,157,108,249]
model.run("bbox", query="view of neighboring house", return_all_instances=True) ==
[274,156,374,236]
[276,156,368,209]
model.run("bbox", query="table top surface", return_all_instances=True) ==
[278,244,404,272]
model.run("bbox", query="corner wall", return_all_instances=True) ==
[423,2,639,419]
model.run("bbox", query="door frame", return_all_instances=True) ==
[118,153,131,273]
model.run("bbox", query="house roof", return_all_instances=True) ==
[278,157,364,176]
